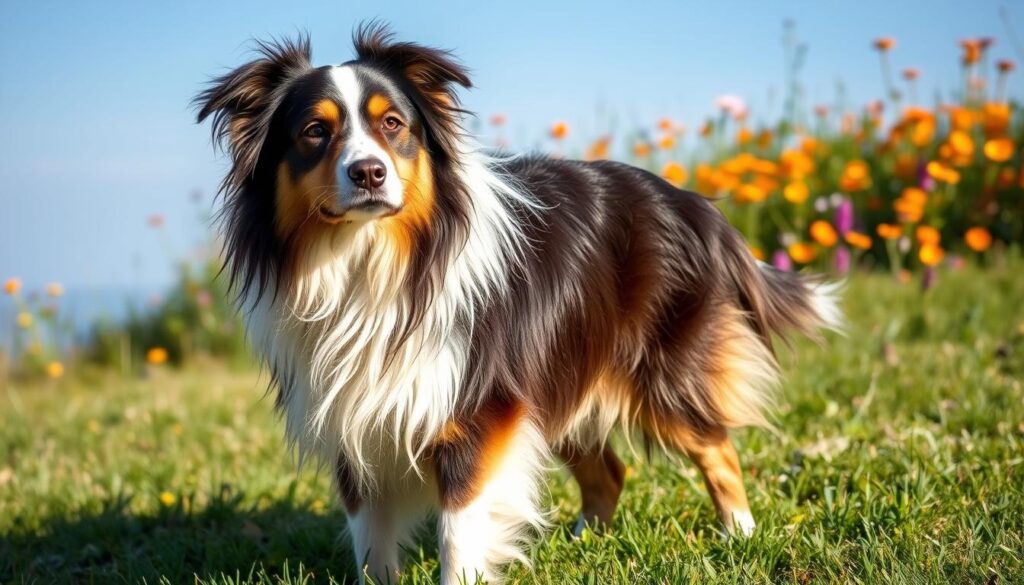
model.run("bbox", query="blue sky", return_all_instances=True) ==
[1,1,1021,290]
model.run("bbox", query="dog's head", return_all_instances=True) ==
[195,24,472,298]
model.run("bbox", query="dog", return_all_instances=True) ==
[195,23,840,584]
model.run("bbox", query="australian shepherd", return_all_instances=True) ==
[196,24,840,584]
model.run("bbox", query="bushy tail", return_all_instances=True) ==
[726,241,843,350]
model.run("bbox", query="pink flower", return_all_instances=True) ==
[772,250,792,272]
[714,94,748,119]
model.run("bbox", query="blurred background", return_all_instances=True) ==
[1,0,1022,376]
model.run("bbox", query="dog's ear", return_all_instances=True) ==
[353,22,471,159]
[194,37,312,185]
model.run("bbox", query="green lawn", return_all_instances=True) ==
[2,262,1023,584]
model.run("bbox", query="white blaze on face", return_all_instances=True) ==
[329,65,405,220]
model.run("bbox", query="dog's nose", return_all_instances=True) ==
[347,158,387,190]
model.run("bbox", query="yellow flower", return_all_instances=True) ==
[844,231,873,250]
[964,227,992,252]
[46,361,64,379]
[146,347,169,365]
[983,138,1014,163]
[788,242,817,264]
[810,221,839,248]
[658,134,676,150]
[45,283,64,298]
[87,419,101,433]
[877,223,902,240]
[550,122,568,141]
[783,181,809,204]
[661,162,688,187]
[3,278,21,296]
[159,491,177,507]
[915,225,940,246]
[918,243,945,266]
[16,312,33,329]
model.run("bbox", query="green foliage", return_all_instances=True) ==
[86,259,249,371]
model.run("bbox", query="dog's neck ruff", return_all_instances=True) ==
[241,146,531,490]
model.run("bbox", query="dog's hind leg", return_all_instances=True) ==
[558,443,625,535]
[659,423,755,536]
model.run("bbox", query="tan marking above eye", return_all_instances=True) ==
[313,99,341,125]
[367,94,391,118]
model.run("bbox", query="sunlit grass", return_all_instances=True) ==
[2,261,1023,583]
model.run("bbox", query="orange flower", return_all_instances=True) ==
[550,121,569,140]
[46,361,64,379]
[982,102,1011,137]
[983,138,1014,163]
[947,130,974,158]
[964,227,992,252]
[735,183,768,203]
[839,160,872,192]
[788,242,817,264]
[780,149,815,179]
[894,198,924,223]
[584,136,611,161]
[657,118,674,132]
[844,231,873,250]
[902,68,920,81]
[800,137,820,156]
[877,223,902,240]
[810,221,838,248]
[736,127,753,145]
[658,134,676,150]
[918,243,945,266]
[489,113,506,127]
[960,39,983,65]
[783,181,809,204]
[749,246,765,261]
[45,283,64,298]
[926,160,961,184]
[874,37,895,52]
[915,225,940,246]
[947,107,975,131]
[3,277,20,296]
[997,59,1016,74]
[661,162,688,188]
[700,120,713,137]
[633,141,652,158]
[147,347,169,365]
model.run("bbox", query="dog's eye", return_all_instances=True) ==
[302,123,327,139]
[382,115,403,132]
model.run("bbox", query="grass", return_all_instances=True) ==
[2,261,1024,584]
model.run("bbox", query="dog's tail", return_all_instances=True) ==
[726,238,844,350]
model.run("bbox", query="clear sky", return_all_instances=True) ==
[1,1,1021,289]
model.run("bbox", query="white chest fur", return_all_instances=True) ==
[238,153,532,492]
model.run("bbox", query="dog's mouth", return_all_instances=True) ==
[319,195,400,224]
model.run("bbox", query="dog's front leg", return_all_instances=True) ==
[433,401,548,584]
[346,505,402,584]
